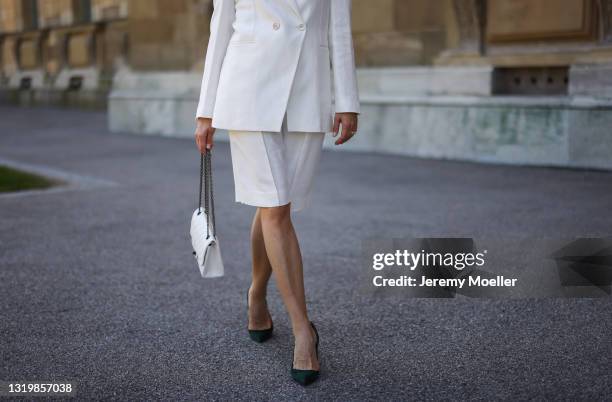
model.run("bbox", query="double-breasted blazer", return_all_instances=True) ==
[195,0,360,133]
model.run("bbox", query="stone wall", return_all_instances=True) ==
[122,0,453,71]
[127,0,210,71]
[439,0,612,66]
[352,0,450,66]
[0,0,23,32]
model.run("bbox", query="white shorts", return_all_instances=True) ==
[228,117,325,212]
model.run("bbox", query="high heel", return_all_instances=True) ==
[291,322,320,386]
[246,290,273,343]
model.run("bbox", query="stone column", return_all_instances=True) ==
[436,0,487,64]
[452,0,486,55]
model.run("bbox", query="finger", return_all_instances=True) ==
[335,120,345,145]
[347,120,357,138]
[332,116,341,137]
[201,136,207,154]
[205,127,215,150]
[195,132,203,152]
[335,121,352,145]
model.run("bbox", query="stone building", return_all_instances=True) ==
[0,0,128,107]
[1,0,612,169]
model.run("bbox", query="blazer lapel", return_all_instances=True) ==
[285,0,303,21]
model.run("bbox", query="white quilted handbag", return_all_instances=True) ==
[190,150,224,278]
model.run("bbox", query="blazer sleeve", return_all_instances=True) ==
[195,0,235,120]
[329,0,360,114]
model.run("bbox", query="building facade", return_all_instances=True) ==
[2,0,612,169]
[0,0,128,107]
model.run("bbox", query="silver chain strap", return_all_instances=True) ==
[198,150,216,239]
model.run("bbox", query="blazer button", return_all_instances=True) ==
[273,22,280,30]
[297,23,305,31]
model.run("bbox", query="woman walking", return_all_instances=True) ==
[194,0,359,385]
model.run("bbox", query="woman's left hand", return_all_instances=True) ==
[332,113,359,145]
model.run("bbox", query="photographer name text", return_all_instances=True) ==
[372,275,517,288]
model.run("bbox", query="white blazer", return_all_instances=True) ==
[196,0,360,133]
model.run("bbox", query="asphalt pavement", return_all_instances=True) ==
[1,106,611,400]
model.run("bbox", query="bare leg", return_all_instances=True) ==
[259,204,319,371]
[248,208,273,330]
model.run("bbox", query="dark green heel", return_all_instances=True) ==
[246,290,273,343]
[291,322,320,386]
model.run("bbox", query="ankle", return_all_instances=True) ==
[248,285,267,301]
[292,321,313,338]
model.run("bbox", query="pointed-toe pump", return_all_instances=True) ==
[291,322,320,386]
[246,290,273,343]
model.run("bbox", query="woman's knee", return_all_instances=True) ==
[259,204,291,226]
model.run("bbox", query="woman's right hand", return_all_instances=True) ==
[195,117,216,153]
